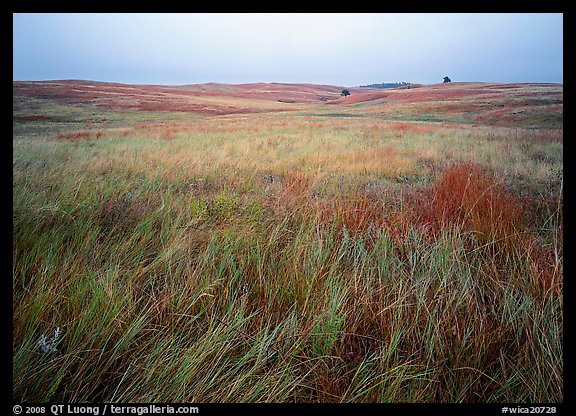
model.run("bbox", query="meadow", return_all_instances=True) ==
[13,81,562,402]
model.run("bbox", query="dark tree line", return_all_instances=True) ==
[358,81,411,89]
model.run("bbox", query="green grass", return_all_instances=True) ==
[390,115,476,124]
[311,113,364,118]
[13,90,562,403]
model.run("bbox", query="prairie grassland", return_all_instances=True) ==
[13,82,562,402]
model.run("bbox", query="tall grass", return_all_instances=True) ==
[13,115,562,402]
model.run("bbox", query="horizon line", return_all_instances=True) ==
[12,78,565,87]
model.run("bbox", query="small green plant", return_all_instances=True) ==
[190,196,208,218]
[310,313,346,358]
[208,189,237,219]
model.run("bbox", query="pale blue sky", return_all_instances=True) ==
[13,13,563,86]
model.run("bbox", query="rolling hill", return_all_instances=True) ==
[13,80,562,129]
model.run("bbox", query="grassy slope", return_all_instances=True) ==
[13,81,562,402]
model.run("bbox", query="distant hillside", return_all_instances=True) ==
[328,81,562,128]
[12,80,562,128]
[12,80,363,117]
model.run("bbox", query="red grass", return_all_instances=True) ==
[389,123,434,133]
[56,131,106,141]
[281,171,310,203]
[315,195,415,251]
[523,233,562,295]
[413,162,523,247]
[266,171,312,218]
[13,115,55,122]
[334,198,379,235]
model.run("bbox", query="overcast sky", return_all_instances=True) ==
[13,13,563,86]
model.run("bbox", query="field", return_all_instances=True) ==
[13,80,563,402]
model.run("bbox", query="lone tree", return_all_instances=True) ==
[443,76,451,83]
[341,89,350,97]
